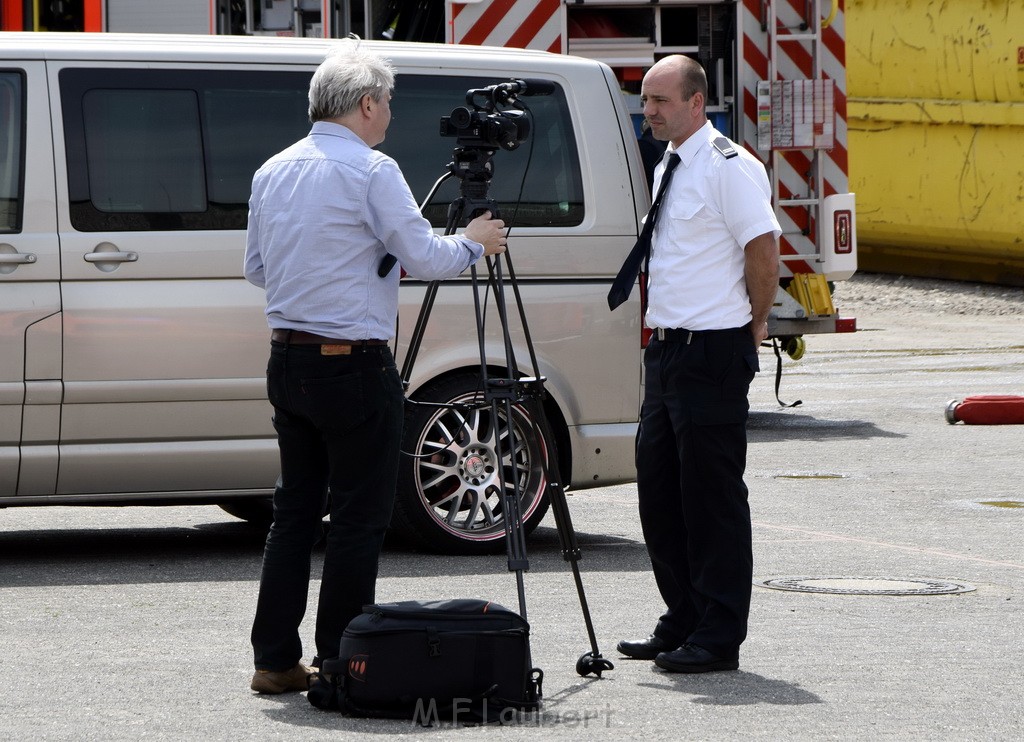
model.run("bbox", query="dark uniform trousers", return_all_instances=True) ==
[251,340,404,671]
[636,326,758,657]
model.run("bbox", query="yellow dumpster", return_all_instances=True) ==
[846,0,1024,286]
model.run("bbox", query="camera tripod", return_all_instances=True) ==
[396,144,614,679]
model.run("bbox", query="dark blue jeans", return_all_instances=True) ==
[636,327,758,657]
[251,341,403,671]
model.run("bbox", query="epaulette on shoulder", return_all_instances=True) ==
[712,137,738,159]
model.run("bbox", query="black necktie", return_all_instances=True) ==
[607,152,682,311]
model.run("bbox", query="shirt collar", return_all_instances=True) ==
[310,120,366,147]
[666,120,714,167]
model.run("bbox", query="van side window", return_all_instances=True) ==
[0,72,23,234]
[60,68,310,231]
[382,75,584,228]
[82,89,206,213]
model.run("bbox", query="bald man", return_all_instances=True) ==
[615,56,780,673]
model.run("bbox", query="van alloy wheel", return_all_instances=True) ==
[393,373,552,555]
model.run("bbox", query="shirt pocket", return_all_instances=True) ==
[669,199,705,221]
[661,199,708,255]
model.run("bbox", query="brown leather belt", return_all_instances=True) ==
[271,329,388,346]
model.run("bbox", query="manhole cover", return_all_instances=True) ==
[754,576,975,596]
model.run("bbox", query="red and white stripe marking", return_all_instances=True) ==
[740,0,849,277]
[447,0,563,52]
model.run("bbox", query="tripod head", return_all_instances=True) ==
[447,147,501,222]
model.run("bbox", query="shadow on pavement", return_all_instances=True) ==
[249,668,822,734]
[0,519,646,588]
[639,669,823,706]
[748,411,905,442]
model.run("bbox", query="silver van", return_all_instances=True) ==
[0,33,648,554]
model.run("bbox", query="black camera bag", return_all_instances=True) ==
[307,598,542,723]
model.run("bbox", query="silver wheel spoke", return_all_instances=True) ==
[466,408,488,445]
[477,495,498,526]
[498,426,526,460]
[422,438,452,453]
[463,491,482,527]
[418,464,451,491]
[433,418,458,445]
[434,488,465,524]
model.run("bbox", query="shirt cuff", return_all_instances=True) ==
[459,236,485,262]
[737,221,782,249]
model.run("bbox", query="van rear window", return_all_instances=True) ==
[59,67,583,232]
[380,75,584,229]
[0,72,24,234]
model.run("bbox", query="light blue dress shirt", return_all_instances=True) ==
[244,121,483,340]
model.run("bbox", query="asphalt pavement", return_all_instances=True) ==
[1,307,1022,741]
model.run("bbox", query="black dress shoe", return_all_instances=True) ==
[616,634,676,660]
[654,643,739,673]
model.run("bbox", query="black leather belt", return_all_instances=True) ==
[654,327,745,343]
[271,329,388,346]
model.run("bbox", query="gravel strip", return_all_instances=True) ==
[831,272,1024,316]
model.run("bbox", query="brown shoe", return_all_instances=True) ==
[250,663,313,694]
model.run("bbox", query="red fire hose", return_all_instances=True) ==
[945,395,1024,425]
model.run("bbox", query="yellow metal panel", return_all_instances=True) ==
[786,274,836,318]
[847,0,1023,103]
[846,0,1024,285]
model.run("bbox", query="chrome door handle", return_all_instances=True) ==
[0,252,37,264]
[84,251,138,263]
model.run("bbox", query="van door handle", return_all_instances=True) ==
[84,250,138,263]
[0,252,37,264]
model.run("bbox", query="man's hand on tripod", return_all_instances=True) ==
[464,211,508,257]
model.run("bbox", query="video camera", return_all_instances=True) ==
[439,78,555,151]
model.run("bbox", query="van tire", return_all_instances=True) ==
[218,499,273,526]
[393,373,553,555]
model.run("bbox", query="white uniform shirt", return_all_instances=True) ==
[244,121,483,340]
[646,121,781,331]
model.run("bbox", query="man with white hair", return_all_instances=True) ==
[244,39,506,694]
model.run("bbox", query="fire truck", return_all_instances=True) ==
[2,0,857,350]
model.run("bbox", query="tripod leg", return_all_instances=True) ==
[478,221,613,677]
[399,200,467,386]
[399,280,440,385]
[467,226,531,620]
[532,405,615,678]
[499,248,542,378]
[494,395,530,621]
